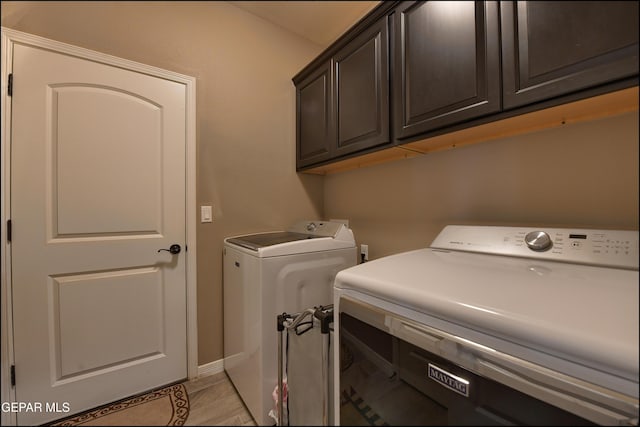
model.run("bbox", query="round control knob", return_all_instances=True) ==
[525,231,552,252]
[306,222,317,232]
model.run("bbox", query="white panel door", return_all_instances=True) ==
[10,43,187,425]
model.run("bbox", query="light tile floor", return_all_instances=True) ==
[183,371,257,426]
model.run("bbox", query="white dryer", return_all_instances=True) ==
[223,220,357,425]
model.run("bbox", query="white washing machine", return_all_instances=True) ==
[223,220,357,425]
[334,225,638,425]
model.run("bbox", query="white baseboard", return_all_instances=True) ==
[197,359,224,378]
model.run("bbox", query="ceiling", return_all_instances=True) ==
[228,1,380,47]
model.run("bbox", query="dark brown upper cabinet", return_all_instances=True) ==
[334,16,390,158]
[296,60,333,168]
[295,16,390,170]
[294,1,638,173]
[501,1,639,110]
[392,1,501,141]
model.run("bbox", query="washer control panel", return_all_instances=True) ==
[431,225,639,269]
[288,220,347,238]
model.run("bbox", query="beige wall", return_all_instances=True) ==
[325,112,639,259]
[1,1,325,365]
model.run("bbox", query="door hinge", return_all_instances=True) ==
[7,220,11,242]
[7,73,12,97]
[11,365,16,387]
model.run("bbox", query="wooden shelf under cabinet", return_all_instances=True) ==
[300,86,639,175]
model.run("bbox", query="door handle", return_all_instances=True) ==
[158,244,181,254]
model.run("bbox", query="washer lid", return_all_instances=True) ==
[226,231,320,251]
[334,247,639,393]
[224,220,356,256]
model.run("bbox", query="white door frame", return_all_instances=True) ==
[1,27,198,426]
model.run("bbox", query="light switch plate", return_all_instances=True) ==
[201,205,213,223]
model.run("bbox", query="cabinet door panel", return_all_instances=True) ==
[393,1,501,140]
[335,17,390,156]
[297,61,333,168]
[501,1,639,109]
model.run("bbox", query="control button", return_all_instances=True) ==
[306,222,317,232]
[525,231,553,252]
